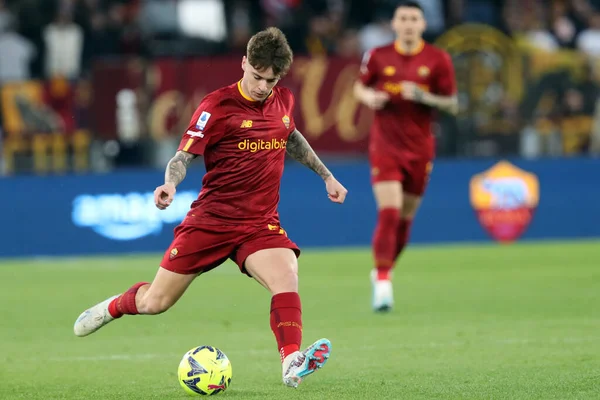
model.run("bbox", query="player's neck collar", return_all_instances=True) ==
[237,80,274,104]
[394,39,425,56]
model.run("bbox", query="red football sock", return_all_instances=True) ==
[373,208,401,280]
[108,282,149,318]
[270,292,302,363]
[394,218,413,261]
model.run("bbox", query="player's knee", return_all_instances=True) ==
[373,181,403,209]
[377,207,401,228]
[402,195,422,219]
[401,207,417,219]
[270,265,298,295]
[138,294,174,315]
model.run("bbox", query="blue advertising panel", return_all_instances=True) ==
[1,157,599,258]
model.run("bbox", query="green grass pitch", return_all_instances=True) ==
[0,240,599,399]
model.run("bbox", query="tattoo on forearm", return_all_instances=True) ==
[429,95,458,115]
[414,87,425,103]
[165,151,196,186]
[286,129,332,180]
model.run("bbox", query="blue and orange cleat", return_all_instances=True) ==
[282,338,331,388]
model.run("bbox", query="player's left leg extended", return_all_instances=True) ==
[242,246,331,388]
[74,223,234,337]
[73,267,197,337]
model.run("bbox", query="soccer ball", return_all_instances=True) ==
[177,345,232,396]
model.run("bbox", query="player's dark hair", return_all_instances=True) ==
[246,27,294,78]
[395,1,424,12]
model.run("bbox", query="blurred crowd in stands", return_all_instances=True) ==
[2,0,600,82]
[1,0,600,175]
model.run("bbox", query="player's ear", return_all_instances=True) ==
[241,56,247,72]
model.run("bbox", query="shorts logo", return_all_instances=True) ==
[238,138,287,153]
[426,162,433,174]
[170,248,178,259]
[425,162,433,182]
[282,115,290,129]
[195,111,211,131]
[268,224,286,236]
[240,120,253,128]
[418,66,430,77]
[383,66,396,76]
[470,161,539,243]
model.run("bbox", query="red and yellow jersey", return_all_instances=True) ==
[359,40,456,160]
[177,81,296,225]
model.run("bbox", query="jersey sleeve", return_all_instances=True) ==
[177,95,226,156]
[358,49,378,86]
[432,51,457,96]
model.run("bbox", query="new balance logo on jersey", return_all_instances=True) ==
[238,138,287,152]
[240,120,253,128]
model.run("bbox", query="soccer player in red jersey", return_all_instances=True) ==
[73,27,348,388]
[353,1,458,312]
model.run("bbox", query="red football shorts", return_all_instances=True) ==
[160,221,300,276]
[369,153,433,196]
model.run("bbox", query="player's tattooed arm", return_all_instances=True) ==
[165,150,197,187]
[286,129,333,181]
[414,87,459,115]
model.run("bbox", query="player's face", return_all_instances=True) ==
[241,57,280,101]
[392,7,426,43]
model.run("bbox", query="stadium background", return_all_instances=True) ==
[1,0,599,256]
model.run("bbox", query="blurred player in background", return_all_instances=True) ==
[73,27,348,388]
[354,1,457,312]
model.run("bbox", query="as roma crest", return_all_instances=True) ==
[282,115,290,129]
[469,161,539,243]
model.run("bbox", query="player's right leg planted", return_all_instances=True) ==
[242,246,331,388]
[371,181,403,312]
[371,207,401,312]
[268,292,332,388]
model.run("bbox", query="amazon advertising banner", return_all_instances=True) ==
[0,157,599,258]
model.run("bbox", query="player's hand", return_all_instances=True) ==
[365,90,390,110]
[154,182,176,210]
[325,176,348,204]
[400,81,427,103]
